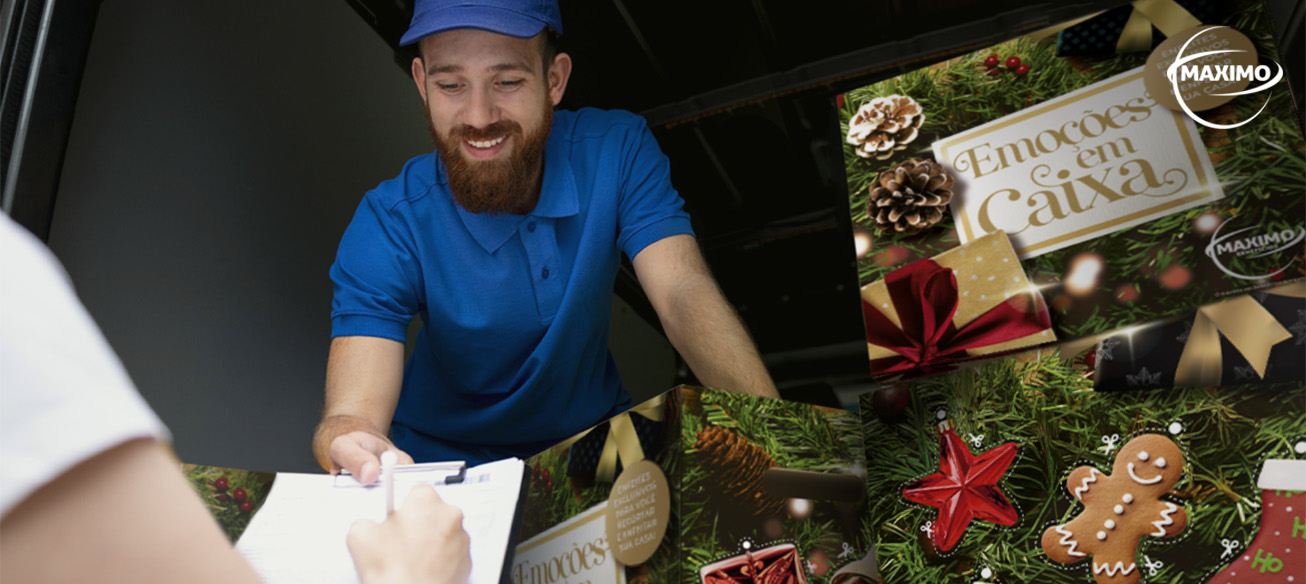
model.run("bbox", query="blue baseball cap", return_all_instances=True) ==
[399,0,563,47]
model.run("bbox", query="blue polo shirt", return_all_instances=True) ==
[330,108,693,465]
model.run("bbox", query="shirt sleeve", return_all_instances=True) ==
[0,215,169,518]
[615,116,695,261]
[329,192,424,343]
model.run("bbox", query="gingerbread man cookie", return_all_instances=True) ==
[1041,434,1188,584]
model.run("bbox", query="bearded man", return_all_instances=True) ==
[314,0,778,483]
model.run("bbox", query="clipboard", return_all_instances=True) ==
[235,458,528,584]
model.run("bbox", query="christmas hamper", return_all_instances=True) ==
[841,0,1305,379]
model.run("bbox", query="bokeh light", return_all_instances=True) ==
[853,230,873,260]
[1193,212,1222,234]
[1064,253,1105,297]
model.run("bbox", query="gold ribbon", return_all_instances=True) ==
[1174,282,1304,387]
[1029,0,1201,54]
[555,395,666,484]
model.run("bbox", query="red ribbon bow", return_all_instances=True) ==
[863,259,1051,376]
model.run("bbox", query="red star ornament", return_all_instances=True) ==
[902,419,1020,552]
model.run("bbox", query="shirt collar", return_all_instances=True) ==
[443,128,579,254]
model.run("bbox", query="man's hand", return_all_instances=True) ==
[347,484,471,584]
[315,336,409,482]
[328,429,414,485]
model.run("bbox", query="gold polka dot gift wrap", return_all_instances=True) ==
[860,230,1056,377]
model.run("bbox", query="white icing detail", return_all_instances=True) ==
[1114,505,1125,515]
[1105,520,1116,529]
[1096,531,1107,540]
[1093,561,1136,576]
[1155,457,1167,469]
[1138,451,1149,461]
[1074,469,1100,500]
[1128,463,1163,484]
[1055,525,1087,557]
[1151,502,1180,536]
[1123,494,1134,503]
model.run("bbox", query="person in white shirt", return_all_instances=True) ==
[0,212,470,584]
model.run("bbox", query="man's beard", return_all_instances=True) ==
[427,107,552,215]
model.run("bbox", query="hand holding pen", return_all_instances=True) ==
[347,456,471,584]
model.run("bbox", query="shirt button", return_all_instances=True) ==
[541,267,550,279]
[527,221,536,232]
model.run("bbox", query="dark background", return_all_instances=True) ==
[3,0,1302,472]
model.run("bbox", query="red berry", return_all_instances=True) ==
[216,493,230,502]
[541,468,551,482]
[1005,56,1021,69]
[836,93,845,109]
[1015,64,1030,76]
[985,68,1001,76]
[239,501,253,513]
[232,488,247,501]
[214,477,228,490]
[546,478,554,490]
[983,55,1000,67]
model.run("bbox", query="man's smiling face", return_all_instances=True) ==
[412,28,570,215]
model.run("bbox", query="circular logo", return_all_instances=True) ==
[605,459,670,566]
[1204,216,1304,280]
[1144,26,1283,129]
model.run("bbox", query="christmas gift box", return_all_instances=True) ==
[859,351,1305,584]
[842,0,1305,357]
[514,386,874,584]
[1093,281,1306,391]
[861,230,1056,379]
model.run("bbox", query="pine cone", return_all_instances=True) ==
[846,95,924,160]
[867,158,954,234]
[693,425,785,517]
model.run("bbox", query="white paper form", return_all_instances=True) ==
[236,458,525,584]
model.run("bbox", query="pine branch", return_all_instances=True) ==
[865,349,1304,583]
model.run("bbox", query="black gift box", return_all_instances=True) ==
[1055,0,1225,56]
[565,405,666,488]
[1095,291,1305,390]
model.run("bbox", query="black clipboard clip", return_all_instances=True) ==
[333,460,468,488]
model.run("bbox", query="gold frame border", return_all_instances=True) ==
[935,68,1214,255]
[514,503,625,582]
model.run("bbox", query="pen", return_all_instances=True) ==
[381,450,397,516]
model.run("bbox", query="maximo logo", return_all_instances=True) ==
[1205,217,1304,280]
[1165,26,1283,129]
